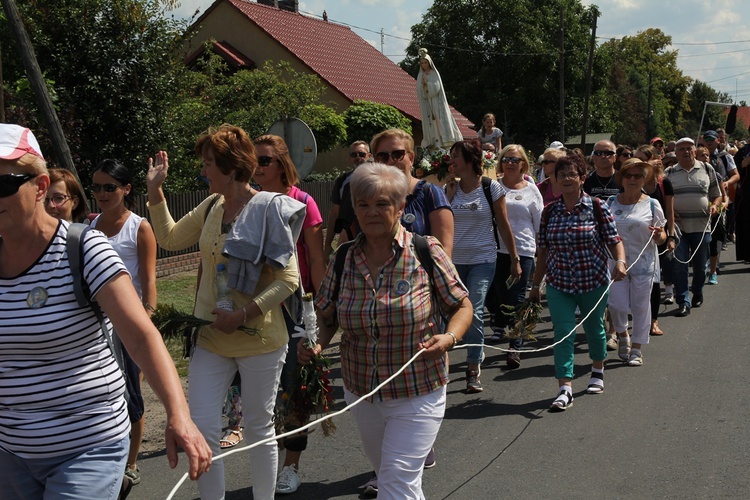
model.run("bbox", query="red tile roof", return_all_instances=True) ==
[216,0,475,137]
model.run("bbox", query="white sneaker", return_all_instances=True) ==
[276,465,301,494]
[663,292,675,305]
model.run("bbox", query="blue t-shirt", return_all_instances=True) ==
[401,180,452,236]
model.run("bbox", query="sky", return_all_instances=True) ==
[170,0,750,103]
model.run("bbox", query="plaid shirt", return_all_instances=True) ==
[316,225,468,401]
[538,194,622,294]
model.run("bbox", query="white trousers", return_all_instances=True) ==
[188,345,286,500]
[608,274,653,345]
[344,385,446,500]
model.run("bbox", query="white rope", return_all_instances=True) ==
[166,349,428,499]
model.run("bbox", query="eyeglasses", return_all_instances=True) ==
[257,156,275,167]
[592,150,616,157]
[501,157,523,164]
[540,159,557,166]
[91,183,120,193]
[556,172,581,180]
[622,172,645,180]
[44,194,72,206]
[619,152,633,158]
[349,151,368,159]
[0,173,38,198]
[374,149,406,163]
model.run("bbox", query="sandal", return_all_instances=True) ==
[586,371,604,394]
[549,389,574,412]
[650,323,664,336]
[220,428,243,449]
[618,335,631,362]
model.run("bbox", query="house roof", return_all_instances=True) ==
[204,0,475,138]
[185,40,255,69]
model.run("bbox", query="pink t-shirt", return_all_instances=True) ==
[288,185,323,294]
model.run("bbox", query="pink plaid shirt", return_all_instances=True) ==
[316,225,468,401]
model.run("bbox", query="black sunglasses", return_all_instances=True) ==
[540,159,557,165]
[593,150,616,157]
[91,183,120,193]
[257,156,275,167]
[0,173,38,198]
[349,151,368,159]
[501,157,523,164]
[374,149,406,163]
[620,152,633,158]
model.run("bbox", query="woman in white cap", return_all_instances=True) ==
[0,124,210,499]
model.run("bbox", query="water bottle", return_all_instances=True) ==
[215,264,233,311]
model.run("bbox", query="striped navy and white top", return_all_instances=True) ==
[0,220,130,459]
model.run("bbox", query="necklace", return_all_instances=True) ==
[221,198,250,234]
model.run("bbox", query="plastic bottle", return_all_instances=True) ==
[215,264,234,311]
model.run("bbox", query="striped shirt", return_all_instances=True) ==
[0,220,130,459]
[451,179,505,265]
[538,194,622,294]
[316,225,468,402]
[665,160,721,234]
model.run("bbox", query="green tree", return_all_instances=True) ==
[342,100,412,144]
[597,28,691,144]
[1,0,190,190]
[401,0,593,146]
[679,80,733,138]
[162,58,346,190]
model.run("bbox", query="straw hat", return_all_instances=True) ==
[616,158,653,185]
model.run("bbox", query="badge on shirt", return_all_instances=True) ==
[402,213,416,225]
[394,279,411,296]
[615,209,623,216]
[579,212,590,221]
[27,287,48,309]
[470,203,478,211]
[515,195,523,201]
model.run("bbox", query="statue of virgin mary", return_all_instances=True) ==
[416,48,463,149]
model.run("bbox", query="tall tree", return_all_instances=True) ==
[596,28,691,144]
[401,0,593,147]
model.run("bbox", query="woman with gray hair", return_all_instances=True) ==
[300,163,472,499]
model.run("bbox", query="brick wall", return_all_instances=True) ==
[156,252,200,278]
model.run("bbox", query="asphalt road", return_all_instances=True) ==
[131,247,750,499]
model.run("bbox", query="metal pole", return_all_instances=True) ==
[558,4,565,142]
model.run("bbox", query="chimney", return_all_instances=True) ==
[256,0,298,13]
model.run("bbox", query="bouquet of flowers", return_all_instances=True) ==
[501,299,543,341]
[274,294,336,436]
[415,147,451,180]
[483,150,497,175]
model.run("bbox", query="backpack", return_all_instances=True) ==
[66,223,130,403]
[481,176,501,250]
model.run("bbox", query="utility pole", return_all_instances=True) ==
[0,43,5,123]
[558,4,565,142]
[380,28,384,54]
[580,5,599,153]
[646,71,653,142]
[1,0,78,177]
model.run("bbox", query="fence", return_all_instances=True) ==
[89,181,336,275]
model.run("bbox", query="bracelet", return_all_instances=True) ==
[616,259,627,265]
[445,331,458,349]
[531,284,541,289]
[241,306,247,325]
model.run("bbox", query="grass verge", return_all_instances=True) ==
[156,270,197,377]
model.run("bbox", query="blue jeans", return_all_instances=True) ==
[455,261,496,366]
[674,231,711,307]
[0,436,129,500]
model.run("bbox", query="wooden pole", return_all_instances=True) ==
[580,5,599,153]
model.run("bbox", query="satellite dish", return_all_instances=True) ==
[266,117,317,179]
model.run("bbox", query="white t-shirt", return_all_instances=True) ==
[606,196,666,277]
[451,179,505,265]
[497,181,543,258]
[0,221,130,458]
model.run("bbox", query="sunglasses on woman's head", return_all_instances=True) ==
[257,156,274,167]
[0,173,38,198]
[501,157,523,164]
[374,150,406,163]
[91,183,119,193]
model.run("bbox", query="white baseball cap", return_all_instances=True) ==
[0,124,44,160]
[549,141,564,150]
